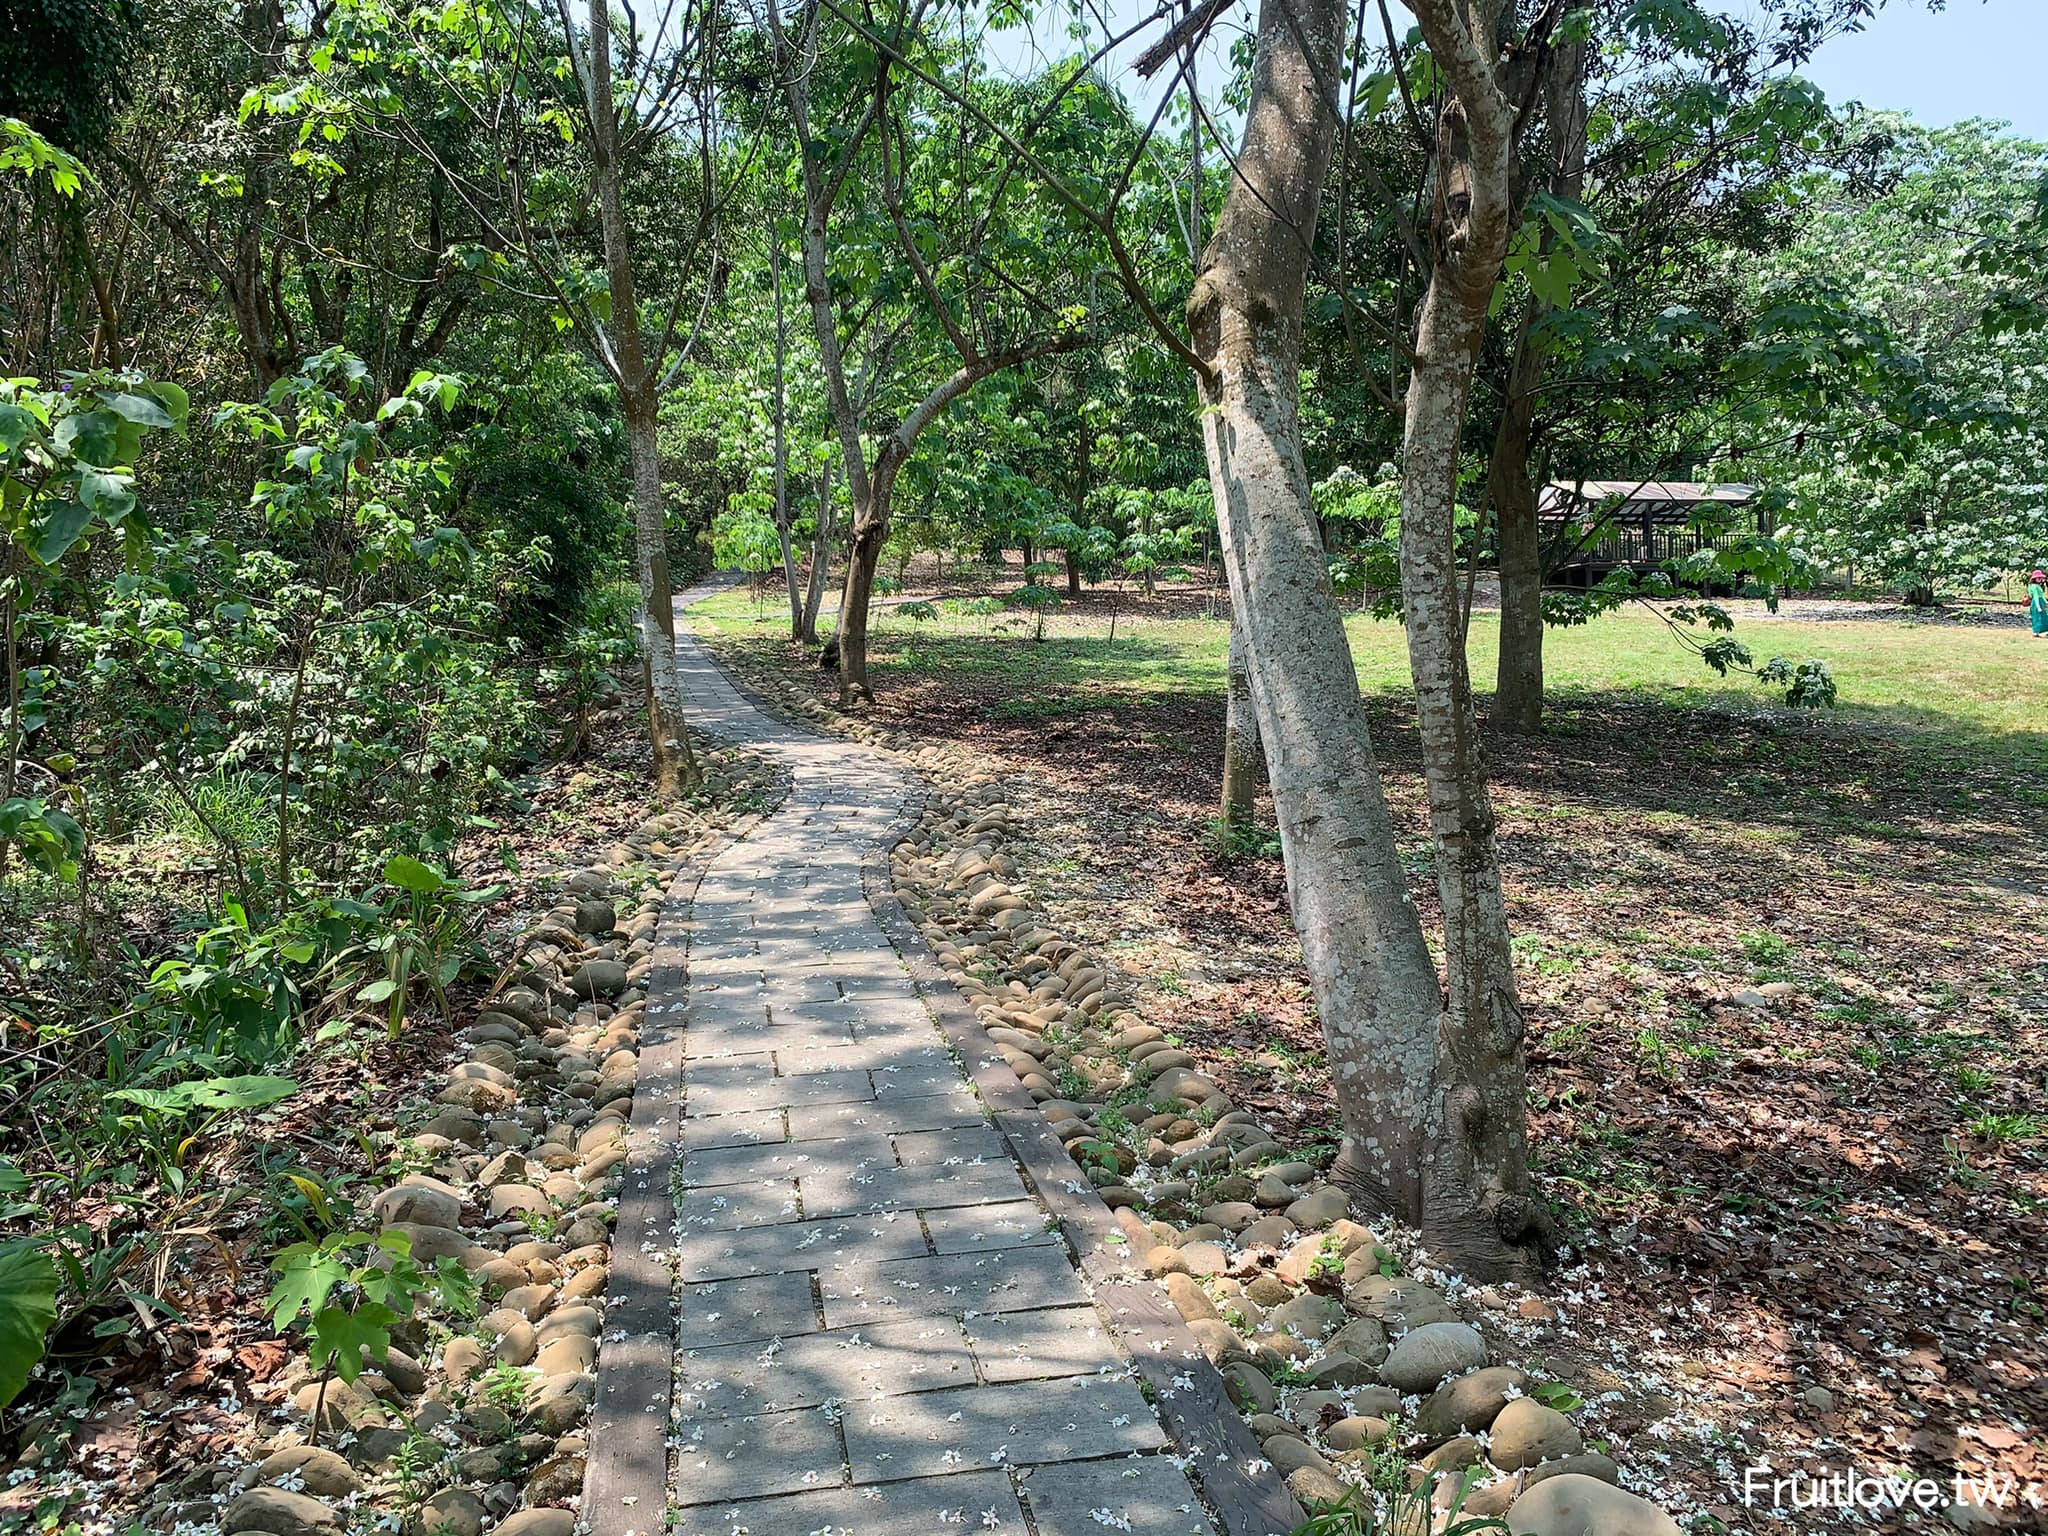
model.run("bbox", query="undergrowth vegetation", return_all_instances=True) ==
[0,339,663,1453]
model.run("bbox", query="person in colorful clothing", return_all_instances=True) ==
[2033,569,2048,636]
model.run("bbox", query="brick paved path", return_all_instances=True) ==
[658,600,1220,1535]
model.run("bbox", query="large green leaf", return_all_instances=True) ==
[108,1074,298,1115]
[76,466,136,523]
[308,1300,396,1383]
[382,854,445,894]
[0,1243,59,1409]
[102,392,176,429]
[267,1242,346,1330]
[0,402,39,454]
[139,380,190,429]
[180,1074,298,1110]
[30,498,92,564]
[52,409,123,466]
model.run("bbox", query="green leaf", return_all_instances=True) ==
[0,402,38,453]
[307,1300,396,1383]
[30,498,92,564]
[52,409,123,466]
[356,978,399,1004]
[182,1075,298,1110]
[109,1075,297,1115]
[0,1242,58,1409]
[267,1243,346,1329]
[383,854,445,893]
[102,392,175,429]
[140,380,191,429]
[77,466,136,523]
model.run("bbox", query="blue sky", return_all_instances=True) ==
[989,0,2048,142]
[1801,0,2047,140]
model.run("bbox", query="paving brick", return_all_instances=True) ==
[895,1125,1009,1166]
[840,1376,1166,1483]
[676,1317,977,1417]
[675,1179,802,1232]
[923,1200,1059,1256]
[963,1305,1123,1382]
[679,1133,894,1190]
[669,1469,1023,1533]
[819,1246,1087,1328]
[670,1403,844,1505]
[672,1207,930,1282]
[791,1090,984,1141]
[676,1271,820,1349]
[1017,1456,1218,1536]
[680,1108,784,1151]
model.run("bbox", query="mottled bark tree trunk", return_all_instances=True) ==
[1393,0,1561,1278]
[589,0,696,796]
[1217,614,1261,836]
[835,478,891,701]
[768,243,806,642]
[1190,0,1448,1236]
[800,457,836,645]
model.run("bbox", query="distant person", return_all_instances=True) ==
[2033,569,2048,637]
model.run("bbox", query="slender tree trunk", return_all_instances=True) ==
[1491,41,1586,734]
[1492,315,1546,733]
[1070,415,1090,597]
[0,550,19,882]
[1190,0,1448,1240]
[1390,0,1562,1279]
[836,475,891,702]
[769,245,805,640]
[625,391,695,796]
[276,629,312,900]
[587,0,697,796]
[1217,614,1261,837]
[801,457,836,644]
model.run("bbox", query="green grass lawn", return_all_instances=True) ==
[692,586,2047,765]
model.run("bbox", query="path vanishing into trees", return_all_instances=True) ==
[582,584,1280,1535]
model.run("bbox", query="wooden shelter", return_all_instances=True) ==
[1537,480,1767,582]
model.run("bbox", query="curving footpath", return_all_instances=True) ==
[581,587,1284,1536]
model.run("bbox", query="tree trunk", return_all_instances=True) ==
[836,474,890,703]
[1217,613,1261,836]
[1071,413,1091,598]
[1190,0,1448,1241]
[801,457,836,644]
[1392,0,1558,1280]
[1490,42,1585,735]
[587,0,696,796]
[1492,314,1545,733]
[769,243,805,641]
[626,392,696,797]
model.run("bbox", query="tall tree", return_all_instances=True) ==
[760,0,1100,702]
[1188,0,1544,1277]
[261,0,744,794]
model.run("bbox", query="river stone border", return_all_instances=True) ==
[138,743,780,1536]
